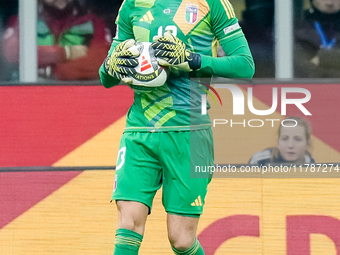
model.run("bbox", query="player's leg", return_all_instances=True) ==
[167,214,205,254]
[113,201,148,255]
[112,132,162,255]
[116,201,148,234]
[160,129,214,254]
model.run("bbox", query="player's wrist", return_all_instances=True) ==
[188,52,201,70]
[103,56,122,79]
[103,57,112,74]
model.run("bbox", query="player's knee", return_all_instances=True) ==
[116,201,148,234]
[167,214,198,250]
[168,231,196,251]
[118,218,144,233]
[117,211,146,233]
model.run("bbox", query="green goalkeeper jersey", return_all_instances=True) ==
[99,0,254,132]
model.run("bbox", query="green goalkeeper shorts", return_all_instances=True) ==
[111,128,214,215]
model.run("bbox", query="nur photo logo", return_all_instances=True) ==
[199,84,312,128]
[198,82,222,115]
[201,84,311,116]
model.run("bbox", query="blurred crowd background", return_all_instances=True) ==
[0,0,339,83]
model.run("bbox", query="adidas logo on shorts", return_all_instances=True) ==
[191,195,202,206]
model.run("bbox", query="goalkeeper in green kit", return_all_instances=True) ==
[99,0,254,254]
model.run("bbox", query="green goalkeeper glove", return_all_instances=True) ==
[104,39,139,84]
[151,32,201,72]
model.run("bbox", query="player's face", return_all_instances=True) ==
[277,125,309,162]
[43,0,73,10]
[313,0,340,14]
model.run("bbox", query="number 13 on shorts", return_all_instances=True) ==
[113,146,126,193]
[116,146,126,171]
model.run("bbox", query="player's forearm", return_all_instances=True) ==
[199,36,255,79]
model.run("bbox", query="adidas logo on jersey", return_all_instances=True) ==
[140,11,154,24]
[191,195,202,206]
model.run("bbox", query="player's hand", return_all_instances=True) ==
[104,39,139,84]
[151,32,201,72]
[65,45,88,60]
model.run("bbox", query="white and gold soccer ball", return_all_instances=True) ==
[127,42,167,92]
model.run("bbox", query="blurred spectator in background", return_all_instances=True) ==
[2,0,110,81]
[294,0,340,78]
[249,117,315,165]
[0,0,18,81]
[0,0,18,26]
[0,14,3,81]
[85,0,123,38]
[240,0,275,78]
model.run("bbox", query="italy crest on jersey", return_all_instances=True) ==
[185,4,199,24]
